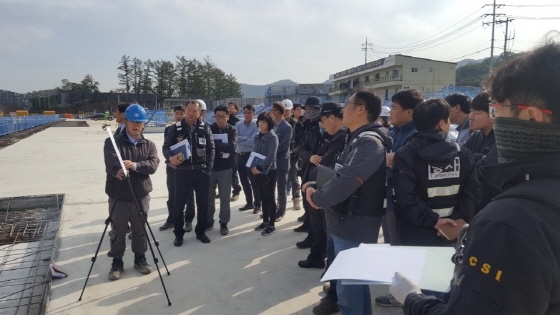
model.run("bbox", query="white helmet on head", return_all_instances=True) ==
[281,99,293,110]
[196,99,207,111]
[380,106,391,117]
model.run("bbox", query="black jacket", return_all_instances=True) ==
[286,117,305,158]
[210,122,237,171]
[312,123,391,243]
[405,153,560,315]
[162,118,215,171]
[393,130,480,246]
[308,127,347,181]
[228,114,240,127]
[297,121,322,182]
[463,130,500,212]
[104,133,160,201]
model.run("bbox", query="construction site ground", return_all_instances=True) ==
[0,119,396,315]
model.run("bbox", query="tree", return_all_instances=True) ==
[175,56,190,97]
[117,55,132,93]
[131,57,143,93]
[141,59,154,94]
[80,74,100,93]
[153,60,175,99]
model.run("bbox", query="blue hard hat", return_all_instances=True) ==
[124,104,147,122]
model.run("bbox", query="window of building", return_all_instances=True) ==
[394,87,399,93]
[384,89,389,100]
[411,67,418,73]
[393,69,399,76]
[365,75,369,81]
[310,86,314,89]
[386,71,389,76]
[375,73,380,79]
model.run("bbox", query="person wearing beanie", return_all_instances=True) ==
[463,91,500,212]
[390,41,560,315]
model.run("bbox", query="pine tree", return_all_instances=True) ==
[117,55,132,93]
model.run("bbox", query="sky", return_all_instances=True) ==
[1,0,559,94]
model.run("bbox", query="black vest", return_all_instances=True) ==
[175,120,210,165]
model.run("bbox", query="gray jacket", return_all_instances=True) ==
[273,119,292,171]
[312,123,387,243]
[253,130,278,173]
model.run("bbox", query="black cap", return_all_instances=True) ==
[304,96,321,108]
[314,102,343,121]
[293,103,303,109]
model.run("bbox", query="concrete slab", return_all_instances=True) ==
[0,120,399,315]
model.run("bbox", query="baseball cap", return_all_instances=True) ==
[304,96,321,108]
[315,102,343,121]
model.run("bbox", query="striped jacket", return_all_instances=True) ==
[393,130,480,246]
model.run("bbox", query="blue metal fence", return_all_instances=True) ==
[0,115,60,137]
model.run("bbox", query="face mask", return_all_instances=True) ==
[305,108,319,120]
[494,117,560,163]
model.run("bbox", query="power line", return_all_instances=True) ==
[507,16,560,19]
[443,40,490,60]
[450,48,492,61]
[503,4,560,7]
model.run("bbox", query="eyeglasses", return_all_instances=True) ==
[489,103,553,119]
[319,116,331,124]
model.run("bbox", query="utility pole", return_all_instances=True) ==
[502,18,514,62]
[362,37,372,64]
[482,2,505,72]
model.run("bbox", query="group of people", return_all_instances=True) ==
[103,41,560,315]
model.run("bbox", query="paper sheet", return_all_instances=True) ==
[170,139,192,160]
[322,244,455,292]
[212,133,230,158]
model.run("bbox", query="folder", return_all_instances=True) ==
[246,151,269,174]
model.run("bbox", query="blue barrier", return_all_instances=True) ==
[0,115,60,137]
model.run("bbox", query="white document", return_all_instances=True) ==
[170,139,192,160]
[322,244,455,292]
[212,133,230,158]
[246,151,268,174]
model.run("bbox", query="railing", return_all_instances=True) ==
[330,74,404,93]
[0,115,60,137]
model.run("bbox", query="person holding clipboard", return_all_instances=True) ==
[249,113,279,236]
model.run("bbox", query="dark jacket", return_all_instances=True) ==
[273,119,292,171]
[463,130,500,212]
[210,122,237,171]
[162,118,215,171]
[228,114,240,127]
[298,121,322,182]
[286,117,305,159]
[115,124,126,136]
[312,123,391,243]
[393,130,480,246]
[253,130,278,173]
[308,128,347,181]
[387,121,418,212]
[104,133,160,201]
[405,153,560,315]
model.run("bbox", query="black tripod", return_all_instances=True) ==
[78,175,172,306]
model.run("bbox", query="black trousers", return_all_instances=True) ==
[237,153,261,207]
[173,169,210,237]
[309,204,327,257]
[231,153,242,194]
[255,170,277,225]
[166,166,195,224]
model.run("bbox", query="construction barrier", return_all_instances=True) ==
[0,115,60,137]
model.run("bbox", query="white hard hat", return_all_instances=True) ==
[281,99,293,110]
[196,99,207,111]
[380,106,391,117]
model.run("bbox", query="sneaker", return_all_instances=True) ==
[230,193,240,202]
[261,226,276,236]
[375,293,402,307]
[296,237,313,249]
[275,215,284,222]
[159,221,172,231]
[196,233,211,244]
[205,223,214,231]
[312,297,339,315]
[239,204,254,211]
[220,223,229,235]
[134,255,152,274]
[254,222,268,231]
[297,215,305,222]
[293,197,302,210]
[108,258,124,281]
[293,224,310,233]
[184,222,193,233]
[298,253,326,269]
[253,206,261,214]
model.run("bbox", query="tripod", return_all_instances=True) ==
[79,175,172,306]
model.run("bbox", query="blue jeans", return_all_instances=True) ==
[331,234,372,315]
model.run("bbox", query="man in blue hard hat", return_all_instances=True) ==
[104,104,160,281]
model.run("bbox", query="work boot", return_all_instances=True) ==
[108,257,124,281]
[220,223,229,235]
[134,254,152,274]
[159,221,172,231]
[296,236,313,249]
[298,253,326,269]
[312,297,339,315]
[293,197,302,210]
